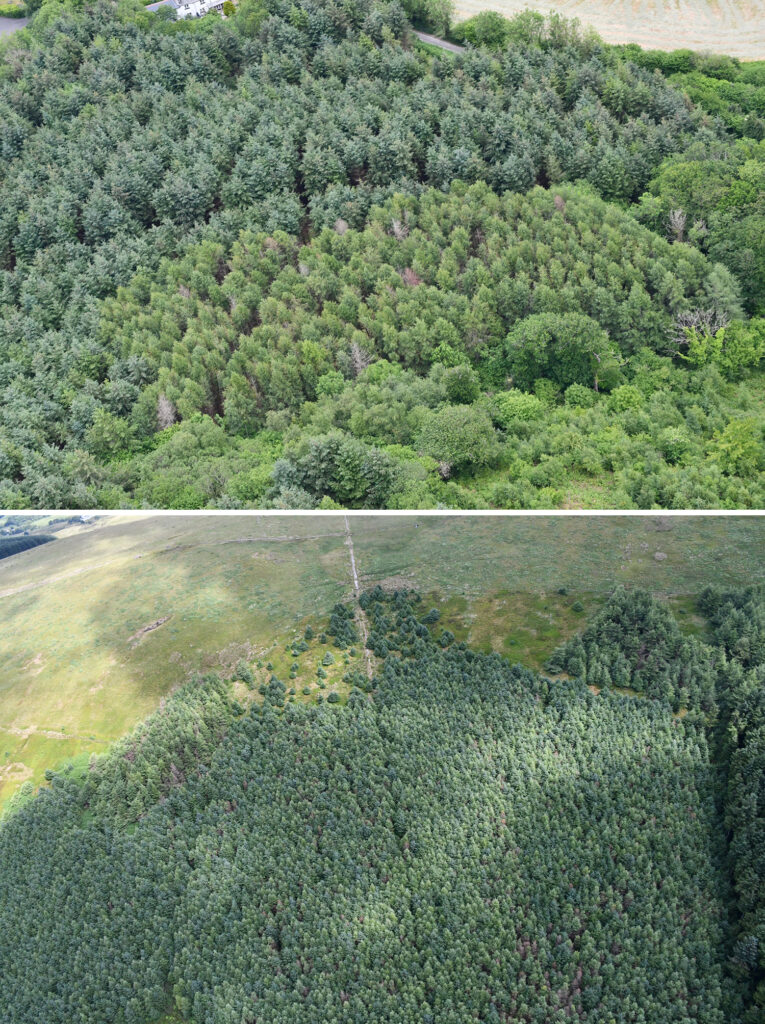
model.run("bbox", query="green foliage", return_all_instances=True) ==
[315,370,346,398]
[88,672,232,826]
[451,10,513,49]
[657,425,692,465]
[443,363,479,404]
[550,580,765,1022]
[417,403,498,475]
[327,601,359,649]
[0,533,54,559]
[698,586,765,1021]
[272,432,396,508]
[548,587,718,712]
[0,2,759,511]
[0,1,27,18]
[234,659,254,687]
[564,382,598,409]
[638,139,765,316]
[506,313,622,392]
[710,418,764,477]
[607,384,643,412]
[1,0,747,510]
[85,409,134,462]
[491,389,543,426]
[625,47,765,139]
[105,182,730,448]
[680,320,765,378]
[454,10,598,54]
[403,0,453,36]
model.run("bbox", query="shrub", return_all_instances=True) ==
[493,390,544,426]
[608,385,644,412]
[710,418,764,477]
[316,370,346,398]
[565,383,598,409]
[417,405,499,476]
[444,364,480,404]
[506,313,621,392]
[658,427,691,464]
[452,11,513,48]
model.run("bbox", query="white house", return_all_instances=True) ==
[145,0,227,19]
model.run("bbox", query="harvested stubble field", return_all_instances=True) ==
[453,0,765,59]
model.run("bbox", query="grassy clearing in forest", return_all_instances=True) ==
[0,514,762,810]
[231,611,374,712]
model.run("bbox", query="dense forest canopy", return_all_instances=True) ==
[547,585,719,711]
[0,0,762,508]
[552,583,765,1020]
[0,531,54,557]
[3,585,764,1023]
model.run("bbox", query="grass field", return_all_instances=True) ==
[1,514,762,810]
[453,0,765,60]
[0,516,352,809]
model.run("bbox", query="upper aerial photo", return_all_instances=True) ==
[0,0,763,509]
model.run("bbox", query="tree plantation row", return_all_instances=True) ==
[0,585,763,1023]
[0,0,763,508]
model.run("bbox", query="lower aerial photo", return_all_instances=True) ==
[0,512,762,1023]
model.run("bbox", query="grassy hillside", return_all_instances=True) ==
[1,513,763,810]
[0,515,352,809]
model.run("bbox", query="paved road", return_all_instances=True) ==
[413,30,465,53]
[0,16,28,35]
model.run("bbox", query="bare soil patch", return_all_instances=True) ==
[127,616,171,648]
[22,653,45,676]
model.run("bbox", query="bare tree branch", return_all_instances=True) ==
[350,341,372,377]
[157,394,176,430]
[668,208,686,243]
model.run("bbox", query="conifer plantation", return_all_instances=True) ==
[1,586,763,1024]
[0,0,763,508]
